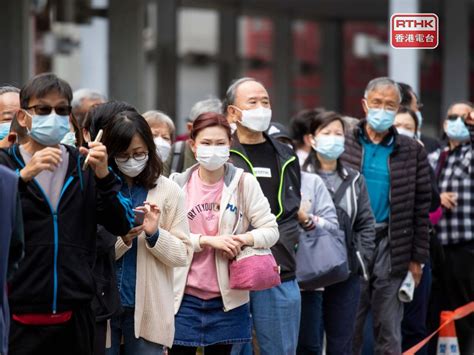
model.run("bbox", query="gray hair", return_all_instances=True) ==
[363,77,401,103]
[0,86,20,95]
[224,77,264,111]
[188,98,223,122]
[72,88,106,109]
[143,110,176,141]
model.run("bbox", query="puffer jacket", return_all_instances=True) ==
[340,120,431,277]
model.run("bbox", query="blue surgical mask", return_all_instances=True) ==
[312,135,345,161]
[61,131,77,146]
[446,117,470,142]
[0,121,11,140]
[26,111,70,146]
[366,106,396,133]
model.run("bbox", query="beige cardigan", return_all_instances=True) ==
[113,176,193,348]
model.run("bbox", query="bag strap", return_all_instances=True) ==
[333,173,356,205]
[170,141,185,174]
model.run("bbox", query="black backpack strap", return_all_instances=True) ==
[333,173,356,205]
[170,141,185,174]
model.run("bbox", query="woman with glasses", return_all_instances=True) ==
[102,110,193,355]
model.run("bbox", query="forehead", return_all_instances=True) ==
[319,120,344,131]
[29,91,70,106]
[0,92,20,108]
[449,103,471,116]
[126,133,147,151]
[149,122,171,134]
[395,113,416,125]
[367,85,399,101]
[235,81,269,100]
[195,125,229,140]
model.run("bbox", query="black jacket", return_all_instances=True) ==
[230,133,301,281]
[0,144,133,314]
[340,121,432,277]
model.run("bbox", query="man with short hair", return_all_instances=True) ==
[225,77,301,355]
[164,98,222,176]
[72,88,106,126]
[0,86,21,148]
[436,102,474,353]
[341,77,431,354]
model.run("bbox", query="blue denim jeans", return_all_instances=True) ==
[232,279,301,355]
[107,307,165,355]
[297,290,324,355]
[323,274,361,355]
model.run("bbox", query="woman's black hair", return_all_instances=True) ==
[83,101,138,140]
[290,108,326,148]
[302,111,346,176]
[103,110,162,189]
[396,106,419,133]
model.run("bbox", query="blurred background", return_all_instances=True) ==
[1,0,473,136]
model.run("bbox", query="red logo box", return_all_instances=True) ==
[390,13,439,49]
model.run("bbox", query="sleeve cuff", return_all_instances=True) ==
[145,230,160,247]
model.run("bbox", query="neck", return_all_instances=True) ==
[125,176,134,187]
[198,165,225,184]
[22,139,51,155]
[449,139,461,150]
[298,145,311,153]
[317,153,337,172]
[236,126,266,144]
[365,124,388,144]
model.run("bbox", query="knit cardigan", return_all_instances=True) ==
[112,175,193,347]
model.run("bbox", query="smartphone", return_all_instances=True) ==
[133,209,146,227]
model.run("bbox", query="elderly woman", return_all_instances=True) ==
[143,110,176,162]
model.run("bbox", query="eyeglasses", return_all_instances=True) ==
[26,105,72,116]
[447,114,466,121]
[115,152,148,163]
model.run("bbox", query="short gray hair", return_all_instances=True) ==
[189,98,223,122]
[223,77,264,111]
[72,88,106,109]
[363,77,401,103]
[0,86,20,95]
[143,110,176,141]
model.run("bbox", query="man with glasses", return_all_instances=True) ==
[341,77,431,354]
[0,73,133,354]
[436,102,474,353]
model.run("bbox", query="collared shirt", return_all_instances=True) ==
[359,127,394,224]
[437,142,474,245]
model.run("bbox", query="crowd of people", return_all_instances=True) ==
[0,72,473,355]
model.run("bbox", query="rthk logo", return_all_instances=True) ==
[391,13,439,49]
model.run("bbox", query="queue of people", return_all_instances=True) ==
[0,72,473,355]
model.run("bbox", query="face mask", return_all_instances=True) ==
[415,111,423,128]
[230,122,237,135]
[446,117,470,142]
[61,131,77,146]
[365,104,396,133]
[396,127,416,139]
[236,107,272,132]
[0,121,11,140]
[26,111,70,146]
[154,137,171,161]
[196,145,229,171]
[115,156,149,178]
[312,135,345,161]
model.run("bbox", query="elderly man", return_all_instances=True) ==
[436,102,474,353]
[340,77,431,354]
[72,88,106,126]
[225,77,301,355]
[0,86,21,148]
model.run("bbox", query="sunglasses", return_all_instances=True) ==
[26,104,72,116]
[447,114,466,121]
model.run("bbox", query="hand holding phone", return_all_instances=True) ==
[133,209,146,227]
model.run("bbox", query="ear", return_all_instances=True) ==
[17,110,29,129]
[82,128,91,143]
[303,133,314,148]
[361,98,368,116]
[443,120,448,133]
[227,105,240,122]
[186,122,193,134]
[189,139,197,155]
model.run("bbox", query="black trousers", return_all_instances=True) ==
[441,241,474,355]
[169,344,232,355]
[9,305,95,355]
[94,320,107,355]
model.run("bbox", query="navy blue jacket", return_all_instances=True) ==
[0,144,133,315]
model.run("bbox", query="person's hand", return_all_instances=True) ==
[465,111,474,126]
[20,147,62,182]
[135,202,161,236]
[409,261,423,287]
[440,192,458,210]
[121,225,145,246]
[232,233,254,247]
[79,141,109,179]
[200,235,242,259]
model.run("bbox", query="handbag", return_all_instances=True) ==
[295,176,352,289]
[228,173,281,291]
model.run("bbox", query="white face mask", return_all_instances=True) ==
[229,122,237,135]
[396,127,416,139]
[154,136,171,161]
[115,156,149,178]
[196,145,230,171]
[236,107,272,132]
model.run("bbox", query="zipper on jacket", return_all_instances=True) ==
[12,147,75,314]
[275,156,297,220]
[230,149,256,176]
